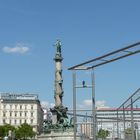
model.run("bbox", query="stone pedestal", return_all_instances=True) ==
[38,131,89,140]
[51,112,57,125]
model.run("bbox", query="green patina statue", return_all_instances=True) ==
[43,106,74,133]
[55,40,61,54]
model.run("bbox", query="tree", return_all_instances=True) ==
[125,127,133,140]
[125,127,132,134]
[98,128,110,140]
[0,126,5,137]
[1,124,15,137]
[15,123,36,140]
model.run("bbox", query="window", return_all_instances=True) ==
[25,112,27,117]
[20,119,22,124]
[20,105,22,109]
[15,112,17,117]
[31,112,33,117]
[24,120,26,123]
[31,105,33,110]
[10,112,12,117]
[15,105,17,109]
[15,120,16,124]
[31,119,33,124]
[9,120,11,124]
[3,119,5,124]
[20,112,22,117]
[3,112,6,117]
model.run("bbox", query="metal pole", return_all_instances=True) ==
[86,112,87,137]
[123,105,126,139]
[117,110,119,139]
[91,68,96,140]
[80,124,82,136]
[131,98,135,140]
[73,70,77,140]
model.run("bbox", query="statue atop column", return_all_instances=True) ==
[43,40,73,133]
[55,40,61,54]
[55,40,62,59]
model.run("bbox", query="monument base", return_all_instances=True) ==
[38,130,89,140]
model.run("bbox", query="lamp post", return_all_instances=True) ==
[135,123,139,140]
[73,70,77,140]
[72,68,96,140]
[91,68,96,140]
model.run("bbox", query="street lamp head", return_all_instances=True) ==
[82,80,86,87]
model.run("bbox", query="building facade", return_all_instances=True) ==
[79,108,140,139]
[0,93,43,134]
[97,108,140,139]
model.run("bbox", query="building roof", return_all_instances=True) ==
[0,93,38,100]
[97,108,140,111]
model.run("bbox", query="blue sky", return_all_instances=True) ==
[0,0,140,110]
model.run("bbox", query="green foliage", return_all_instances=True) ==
[15,123,36,140]
[0,126,4,137]
[125,127,132,134]
[0,123,36,140]
[0,124,15,137]
[98,128,110,140]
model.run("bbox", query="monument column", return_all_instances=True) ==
[39,40,84,140]
[50,40,68,125]
[54,40,64,107]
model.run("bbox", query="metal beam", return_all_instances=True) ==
[68,42,140,70]
[87,50,140,69]
[117,88,140,110]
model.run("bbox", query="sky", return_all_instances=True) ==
[0,0,140,110]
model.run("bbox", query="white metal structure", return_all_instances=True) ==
[78,108,140,139]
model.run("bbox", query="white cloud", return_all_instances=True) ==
[77,99,110,110]
[50,103,55,108]
[41,101,49,108]
[41,101,55,109]
[96,100,110,109]
[41,100,110,111]
[83,99,92,107]
[2,43,30,54]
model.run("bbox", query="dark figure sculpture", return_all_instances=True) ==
[55,40,61,54]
